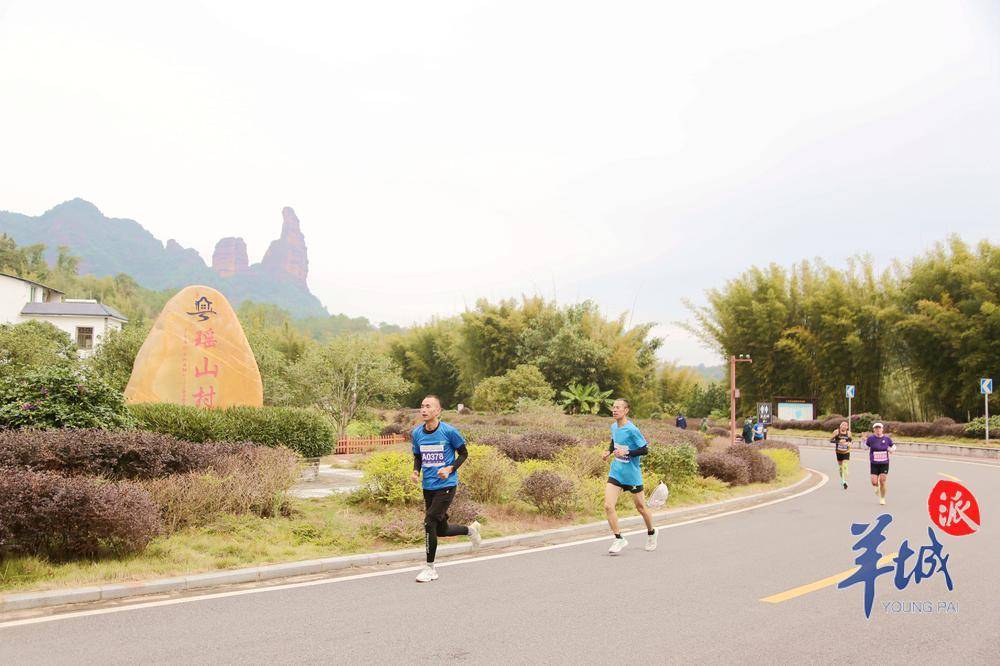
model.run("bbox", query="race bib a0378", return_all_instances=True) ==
[420,444,446,467]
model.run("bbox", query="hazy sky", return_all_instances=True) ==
[2,1,998,365]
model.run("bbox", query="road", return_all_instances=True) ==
[1,448,997,664]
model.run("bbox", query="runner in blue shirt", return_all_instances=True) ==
[410,395,481,583]
[602,399,657,554]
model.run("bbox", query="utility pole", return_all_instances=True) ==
[730,354,752,445]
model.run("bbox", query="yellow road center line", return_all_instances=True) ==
[938,472,964,482]
[760,552,898,604]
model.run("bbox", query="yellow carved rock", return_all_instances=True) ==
[124,285,263,408]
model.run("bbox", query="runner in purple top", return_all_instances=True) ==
[864,422,896,506]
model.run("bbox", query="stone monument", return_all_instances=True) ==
[124,285,263,407]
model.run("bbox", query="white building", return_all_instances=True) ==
[0,272,127,357]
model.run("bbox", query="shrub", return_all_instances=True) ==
[520,469,576,515]
[724,443,777,483]
[471,365,555,413]
[461,444,518,504]
[0,469,160,559]
[380,422,411,439]
[761,449,799,478]
[0,365,135,430]
[554,445,607,479]
[707,427,729,438]
[498,430,578,461]
[475,432,517,448]
[347,419,385,437]
[449,486,485,524]
[850,413,881,432]
[932,416,956,427]
[0,428,252,480]
[129,403,334,457]
[141,446,299,531]
[370,515,424,545]
[359,451,421,505]
[696,451,751,485]
[965,416,1000,438]
[821,415,848,431]
[941,423,970,438]
[644,444,699,485]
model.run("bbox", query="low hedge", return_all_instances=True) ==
[725,443,777,483]
[644,443,699,485]
[0,469,160,559]
[696,451,751,485]
[128,403,334,457]
[0,428,252,480]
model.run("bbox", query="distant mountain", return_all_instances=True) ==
[0,199,328,317]
[681,363,726,382]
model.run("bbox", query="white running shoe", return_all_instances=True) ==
[468,521,482,547]
[415,566,438,583]
[608,537,628,555]
[879,497,886,506]
[645,529,658,552]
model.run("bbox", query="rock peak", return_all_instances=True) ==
[260,207,308,285]
[212,237,250,278]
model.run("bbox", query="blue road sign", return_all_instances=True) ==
[846,385,856,399]
[982,378,993,395]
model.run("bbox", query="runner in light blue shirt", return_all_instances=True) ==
[602,398,657,555]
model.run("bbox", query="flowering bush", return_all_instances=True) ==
[0,365,135,430]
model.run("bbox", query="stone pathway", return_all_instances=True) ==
[290,463,363,499]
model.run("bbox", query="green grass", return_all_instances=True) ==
[0,465,805,594]
[770,428,998,448]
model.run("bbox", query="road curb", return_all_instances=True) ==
[772,434,1000,460]
[1,471,816,614]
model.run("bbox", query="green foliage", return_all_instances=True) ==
[388,320,463,407]
[86,323,151,391]
[281,336,411,438]
[687,258,890,416]
[890,238,999,419]
[761,448,800,478]
[559,382,613,415]
[964,416,1000,438]
[472,364,555,413]
[460,444,518,503]
[0,320,78,378]
[684,381,728,418]
[0,365,136,429]
[657,363,704,414]
[128,403,334,457]
[346,419,385,437]
[643,444,699,485]
[391,297,662,414]
[359,452,422,505]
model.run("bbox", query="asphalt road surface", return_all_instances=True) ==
[1,447,997,665]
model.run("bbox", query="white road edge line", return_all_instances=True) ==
[0,468,829,630]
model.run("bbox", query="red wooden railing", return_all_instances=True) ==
[334,434,407,455]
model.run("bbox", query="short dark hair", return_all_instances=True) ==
[615,398,631,412]
[422,395,442,407]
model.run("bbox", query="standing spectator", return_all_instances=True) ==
[675,413,688,430]
[741,418,753,444]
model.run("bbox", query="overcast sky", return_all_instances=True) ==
[2,1,998,365]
